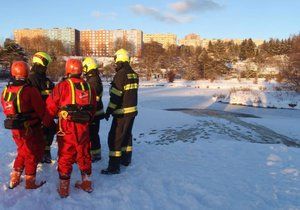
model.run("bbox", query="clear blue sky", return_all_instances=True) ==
[0,0,299,43]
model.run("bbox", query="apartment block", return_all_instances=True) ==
[80,29,142,57]
[14,28,80,55]
[80,30,113,57]
[47,28,80,55]
[179,33,202,48]
[143,33,177,48]
[14,28,46,44]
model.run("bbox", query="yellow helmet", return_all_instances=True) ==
[82,57,98,73]
[32,52,52,67]
[114,49,130,63]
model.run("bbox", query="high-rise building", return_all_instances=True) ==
[14,28,46,44]
[80,29,142,57]
[14,28,80,55]
[80,30,113,57]
[143,33,177,48]
[179,34,202,47]
[112,29,143,57]
[47,28,80,55]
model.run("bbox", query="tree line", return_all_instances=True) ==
[132,36,299,91]
[0,35,299,91]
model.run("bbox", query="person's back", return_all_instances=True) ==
[85,69,104,116]
[2,79,46,123]
[28,68,54,100]
[47,76,95,138]
[113,62,139,117]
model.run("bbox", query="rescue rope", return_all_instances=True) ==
[57,111,68,136]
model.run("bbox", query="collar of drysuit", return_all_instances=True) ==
[31,63,47,76]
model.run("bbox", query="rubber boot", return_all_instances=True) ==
[101,157,120,175]
[121,152,132,167]
[91,150,101,163]
[9,169,22,189]
[25,175,46,189]
[75,173,93,193]
[58,179,70,198]
[42,149,52,164]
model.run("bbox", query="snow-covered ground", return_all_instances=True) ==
[139,79,300,110]
[1,82,300,210]
[216,90,300,110]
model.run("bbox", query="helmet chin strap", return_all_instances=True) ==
[14,77,26,81]
[67,74,82,78]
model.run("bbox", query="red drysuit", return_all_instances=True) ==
[1,82,53,175]
[45,77,96,178]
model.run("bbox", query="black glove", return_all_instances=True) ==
[104,113,110,121]
[42,121,57,136]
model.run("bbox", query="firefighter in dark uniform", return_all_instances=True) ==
[82,57,104,162]
[102,49,139,175]
[28,52,55,163]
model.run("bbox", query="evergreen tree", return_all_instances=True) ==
[0,38,28,67]
[239,39,256,60]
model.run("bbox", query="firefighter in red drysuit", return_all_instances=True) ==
[45,59,96,198]
[28,52,55,163]
[1,61,54,189]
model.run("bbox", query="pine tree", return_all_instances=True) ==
[0,38,28,67]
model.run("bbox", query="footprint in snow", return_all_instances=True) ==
[281,168,299,176]
[266,154,282,166]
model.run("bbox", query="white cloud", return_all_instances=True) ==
[170,0,222,13]
[91,11,102,18]
[91,11,117,20]
[131,4,193,24]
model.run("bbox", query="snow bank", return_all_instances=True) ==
[216,90,300,110]
[138,79,278,90]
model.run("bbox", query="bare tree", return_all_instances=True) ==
[80,40,92,56]
[114,38,135,56]
[138,41,165,80]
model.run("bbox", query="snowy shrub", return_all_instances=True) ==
[166,70,176,83]
[212,93,227,102]
[230,87,251,94]
[259,86,267,91]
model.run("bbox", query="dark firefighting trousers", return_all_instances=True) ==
[57,121,92,179]
[12,126,45,175]
[89,116,101,156]
[108,116,135,168]
[44,128,55,152]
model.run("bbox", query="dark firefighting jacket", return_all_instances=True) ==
[84,69,104,118]
[106,62,139,118]
[28,64,54,101]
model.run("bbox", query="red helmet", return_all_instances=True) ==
[11,61,29,78]
[65,59,82,75]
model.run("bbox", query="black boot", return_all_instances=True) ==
[91,151,101,163]
[101,157,120,175]
[121,152,132,167]
[42,150,52,164]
